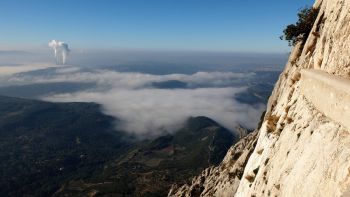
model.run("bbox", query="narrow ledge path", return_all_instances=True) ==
[300,69,350,130]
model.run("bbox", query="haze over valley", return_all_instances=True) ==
[0,50,283,196]
[0,51,284,137]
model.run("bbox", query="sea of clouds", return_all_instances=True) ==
[0,63,266,137]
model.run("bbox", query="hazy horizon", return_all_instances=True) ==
[0,0,298,138]
[0,49,288,69]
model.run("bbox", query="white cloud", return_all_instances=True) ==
[3,66,264,137]
[0,63,59,76]
[45,87,264,137]
[9,68,254,89]
[55,66,81,74]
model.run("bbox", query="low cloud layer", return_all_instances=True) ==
[0,63,59,76]
[8,66,255,88]
[46,87,264,137]
[1,65,266,137]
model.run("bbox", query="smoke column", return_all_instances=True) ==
[48,40,70,64]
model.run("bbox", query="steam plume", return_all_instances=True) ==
[48,40,70,64]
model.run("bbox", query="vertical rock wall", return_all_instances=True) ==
[236,0,350,196]
[169,0,350,196]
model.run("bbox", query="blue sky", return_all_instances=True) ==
[0,0,315,53]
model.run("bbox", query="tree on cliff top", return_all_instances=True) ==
[280,7,320,46]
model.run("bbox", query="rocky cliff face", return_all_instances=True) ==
[169,0,350,196]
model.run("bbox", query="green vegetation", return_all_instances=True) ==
[0,96,130,197]
[280,6,320,46]
[56,116,238,197]
[0,96,238,197]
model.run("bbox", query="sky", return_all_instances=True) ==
[0,0,315,53]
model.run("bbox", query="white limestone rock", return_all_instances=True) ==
[169,0,350,196]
